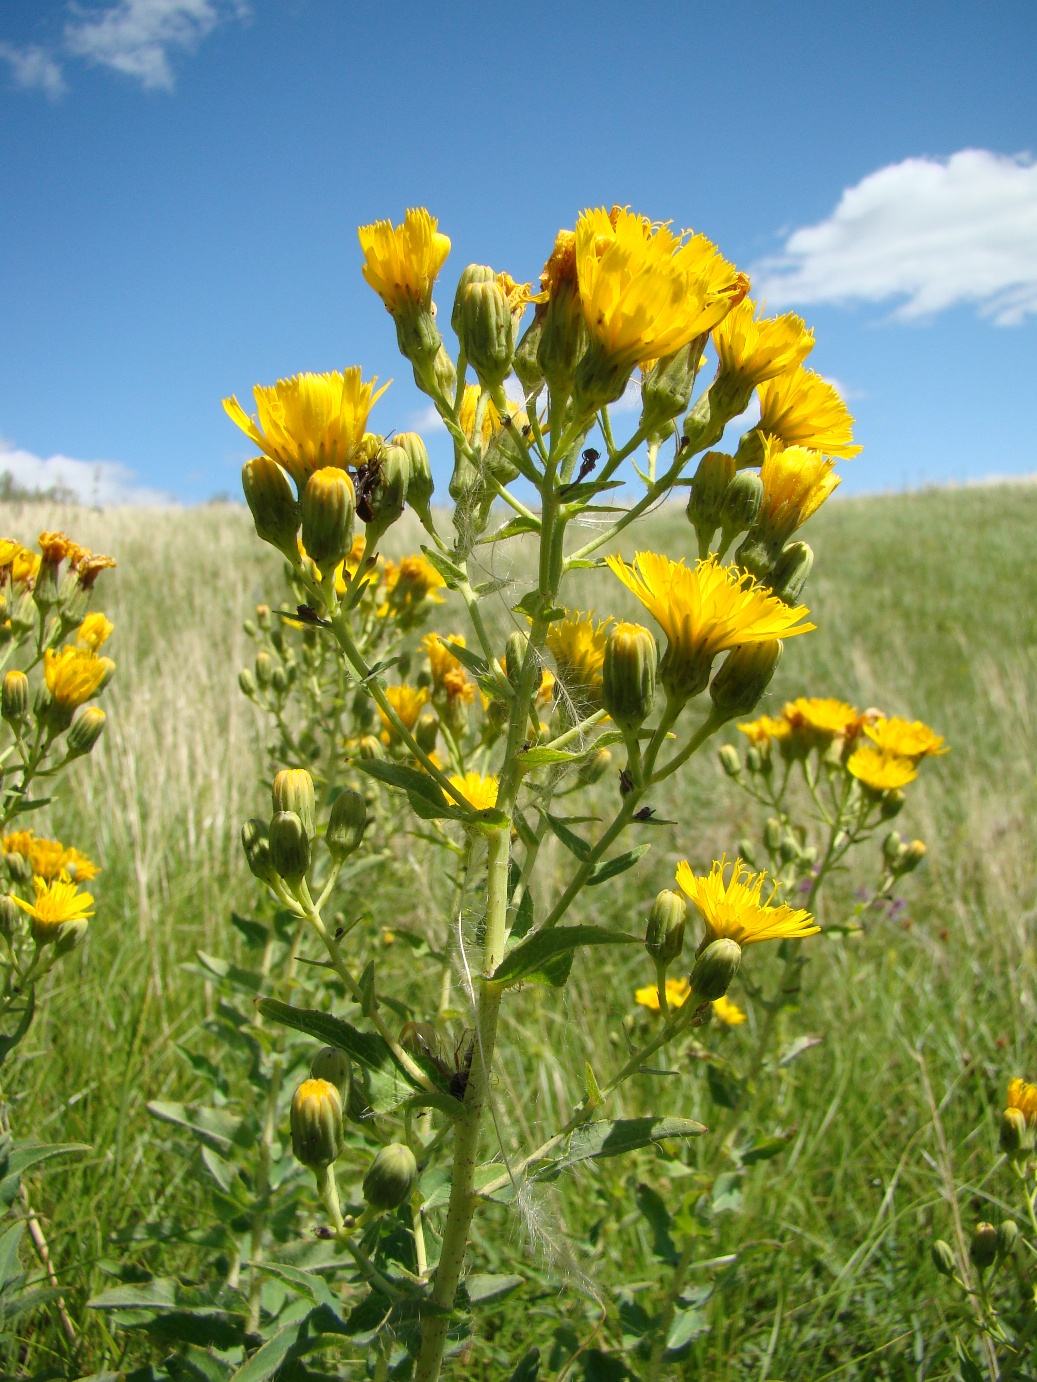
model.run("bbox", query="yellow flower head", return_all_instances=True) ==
[73,552,116,589]
[0,831,33,862]
[223,369,389,489]
[784,697,861,742]
[13,872,94,938]
[423,633,466,688]
[607,551,814,700]
[378,684,430,738]
[737,714,792,748]
[676,855,819,948]
[38,531,83,565]
[575,206,747,370]
[448,772,499,811]
[1007,1077,1037,1125]
[358,207,451,314]
[757,367,861,459]
[496,271,533,327]
[712,297,815,387]
[380,555,446,617]
[533,229,579,307]
[61,846,101,882]
[634,976,692,1012]
[11,547,41,587]
[77,612,114,651]
[333,536,370,594]
[547,610,611,694]
[847,746,918,792]
[536,667,557,707]
[712,994,748,1026]
[44,647,111,708]
[757,438,841,542]
[863,717,948,761]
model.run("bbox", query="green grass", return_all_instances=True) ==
[2,484,1036,1379]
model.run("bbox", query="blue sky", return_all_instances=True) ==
[0,0,1035,504]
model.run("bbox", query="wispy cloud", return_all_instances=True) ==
[753,149,1037,326]
[0,42,66,98]
[0,437,172,506]
[65,0,248,91]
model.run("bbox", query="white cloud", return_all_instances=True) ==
[64,0,248,91]
[0,42,66,98]
[753,149,1037,326]
[0,437,172,506]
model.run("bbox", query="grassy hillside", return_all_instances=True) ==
[2,484,1035,1378]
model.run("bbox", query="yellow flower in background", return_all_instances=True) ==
[380,555,446,617]
[333,536,371,594]
[378,685,430,738]
[847,745,918,791]
[676,855,819,947]
[1007,1077,1037,1125]
[358,207,451,313]
[38,531,84,565]
[1,831,102,883]
[61,846,101,882]
[44,647,111,708]
[757,367,861,459]
[536,667,556,706]
[712,297,814,387]
[634,976,692,1012]
[575,206,747,369]
[73,552,116,589]
[423,633,467,688]
[11,548,41,586]
[864,716,948,761]
[77,612,114,651]
[784,697,860,740]
[547,610,611,693]
[223,369,389,489]
[737,714,792,748]
[712,994,747,1025]
[449,772,499,811]
[13,872,94,938]
[458,385,503,448]
[757,438,841,542]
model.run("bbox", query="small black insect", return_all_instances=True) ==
[633,806,656,822]
[619,768,635,795]
[559,448,601,497]
[403,1024,475,1103]
[353,455,383,523]
[449,1032,476,1102]
[277,604,331,628]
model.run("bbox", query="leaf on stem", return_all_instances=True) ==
[586,845,651,886]
[492,926,641,988]
[535,1117,706,1180]
[419,546,466,589]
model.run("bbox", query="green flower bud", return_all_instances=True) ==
[239,668,257,698]
[719,471,764,554]
[686,451,735,554]
[745,746,763,774]
[505,631,528,689]
[5,849,31,884]
[290,1078,343,1169]
[0,894,20,939]
[930,1239,956,1277]
[969,1222,998,1270]
[719,744,741,777]
[2,671,28,722]
[737,838,757,867]
[358,445,409,544]
[268,810,310,884]
[66,705,107,758]
[640,339,706,436]
[458,276,514,389]
[451,264,495,335]
[689,937,742,1001]
[395,432,435,533]
[241,818,278,888]
[415,710,439,754]
[326,789,366,862]
[602,623,657,733]
[431,343,456,400]
[576,746,612,787]
[880,790,906,820]
[362,1142,418,1211]
[709,640,782,720]
[999,1106,1033,1157]
[733,427,765,470]
[358,734,384,761]
[10,591,36,635]
[763,817,782,853]
[512,316,544,394]
[573,340,634,415]
[769,541,814,606]
[899,840,927,873]
[270,665,288,695]
[53,917,89,957]
[537,280,587,394]
[735,533,776,581]
[242,456,300,561]
[644,890,687,966]
[882,831,905,868]
[996,1219,1019,1257]
[301,466,355,573]
[272,769,316,841]
[310,1046,352,1097]
[254,652,273,687]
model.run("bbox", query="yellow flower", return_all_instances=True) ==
[0,831,33,863]
[38,531,84,565]
[333,536,370,595]
[536,667,556,706]
[223,369,389,489]
[73,552,116,589]
[13,872,94,938]
[757,438,841,542]
[712,297,815,387]
[757,368,861,459]
[378,685,429,737]
[712,994,747,1025]
[847,745,918,791]
[2,831,102,883]
[676,855,819,947]
[448,772,499,811]
[77,613,114,651]
[380,555,446,617]
[547,611,611,694]
[606,551,814,700]
[358,207,451,314]
[634,976,692,1012]
[1007,1077,1037,1125]
[495,271,533,328]
[737,714,791,748]
[863,717,948,761]
[458,385,503,449]
[534,229,579,305]
[575,206,747,370]
[61,846,101,882]
[44,647,111,708]
[784,697,860,741]
[423,633,467,688]
[11,548,40,586]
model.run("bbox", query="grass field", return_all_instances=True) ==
[2,482,1036,1379]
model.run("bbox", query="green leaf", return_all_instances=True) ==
[478,515,540,543]
[407,788,467,823]
[705,1063,744,1110]
[146,1102,246,1153]
[0,1222,24,1288]
[492,927,641,987]
[512,811,539,851]
[188,951,263,995]
[247,1263,339,1315]
[420,547,466,589]
[540,1117,706,1177]
[539,811,591,862]
[511,890,534,940]
[0,988,35,1068]
[229,1315,312,1381]
[446,643,490,678]
[200,1147,240,1195]
[463,1273,524,1306]
[517,746,580,769]
[354,758,450,807]
[739,1131,795,1165]
[88,1279,179,1310]
[566,558,606,571]
[711,1171,743,1215]
[587,845,651,886]
[666,1304,710,1351]
[558,479,623,503]
[0,1140,90,1208]
[507,1348,541,1382]
[361,655,402,683]
[635,1182,678,1265]
[229,912,268,949]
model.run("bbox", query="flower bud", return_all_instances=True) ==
[512,317,544,394]
[733,427,765,470]
[930,1240,956,1277]
[241,818,278,887]
[395,432,435,533]
[431,343,456,400]
[764,818,782,853]
[268,810,311,884]
[359,445,408,545]
[997,1219,1019,1257]
[326,789,366,861]
[738,838,757,867]
[0,894,20,939]
[719,744,741,777]
[2,671,28,722]
[999,1106,1033,1157]
[689,937,742,1000]
[239,668,257,697]
[709,641,782,720]
[10,591,36,634]
[290,1078,343,1169]
[644,890,687,966]
[358,734,384,761]
[53,917,89,956]
[899,840,927,873]
[505,631,528,689]
[451,264,495,335]
[271,665,289,695]
[882,831,904,867]
[301,466,355,573]
[537,281,587,394]
[272,769,316,841]
[242,456,300,561]
[362,1142,418,1211]
[458,277,514,389]
[719,471,764,555]
[745,746,763,774]
[576,746,612,787]
[415,710,439,754]
[686,452,735,554]
[66,705,106,757]
[880,790,906,820]
[640,339,705,436]
[969,1222,998,1270]
[5,849,31,884]
[310,1046,352,1097]
[602,623,657,733]
[769,542,814,606]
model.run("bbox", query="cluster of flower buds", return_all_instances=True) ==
[242,767,367,896]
